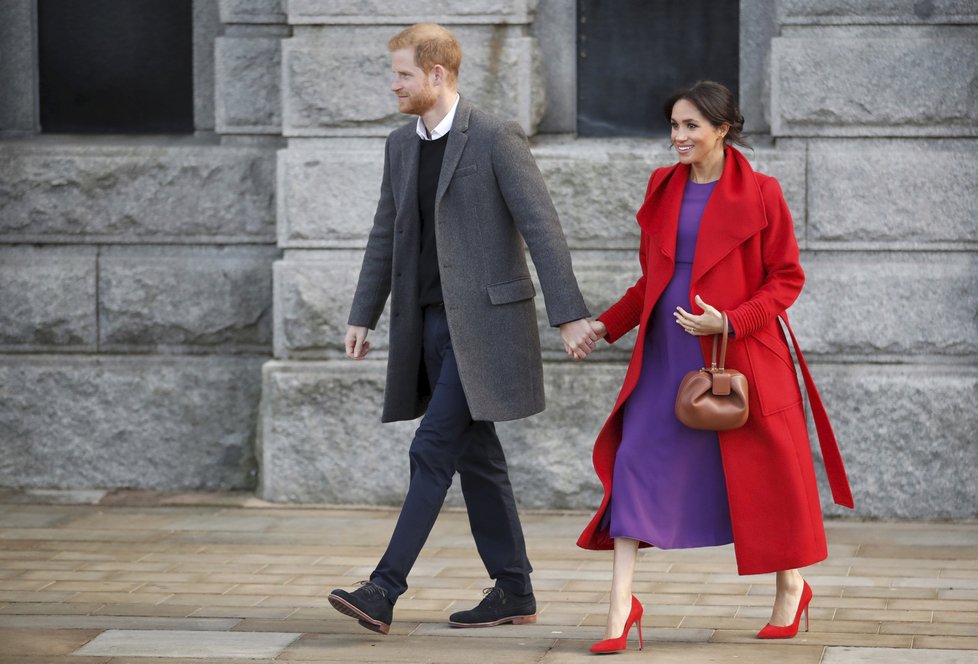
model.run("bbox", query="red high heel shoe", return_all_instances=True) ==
[757,580,812,639]
[590,595,644,653]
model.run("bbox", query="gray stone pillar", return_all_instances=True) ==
[533,0,576,133]
[0,0,39,133]
[193,0,223,131]
[215,0,288,134]
[740,0,777,135]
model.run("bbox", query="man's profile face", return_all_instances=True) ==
[390,47,437,116]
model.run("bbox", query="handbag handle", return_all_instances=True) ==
[710,313,730,372]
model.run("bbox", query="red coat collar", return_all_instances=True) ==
[637,146,768,287]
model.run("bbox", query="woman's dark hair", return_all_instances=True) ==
[663,80,749,148]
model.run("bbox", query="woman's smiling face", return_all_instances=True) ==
[670,98,727,168]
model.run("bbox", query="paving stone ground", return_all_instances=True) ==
[0,489,976,663]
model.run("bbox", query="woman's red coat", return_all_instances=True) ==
[577,147,854,575]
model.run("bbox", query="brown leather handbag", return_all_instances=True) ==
[675,313,749,431]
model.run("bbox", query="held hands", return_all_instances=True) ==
[349,319,607,362]
[345,325,371,359]
[560,318,599,361]
[674,295,724,336]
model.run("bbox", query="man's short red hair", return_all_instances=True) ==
[388,23,462,84]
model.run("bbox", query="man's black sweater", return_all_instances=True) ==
[417,133,449,307]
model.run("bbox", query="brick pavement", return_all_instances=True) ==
[0,489,976,663]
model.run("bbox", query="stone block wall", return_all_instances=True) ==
[2,0,975,518]
[0,143,279,490]
[0,0,281,491]
[281,26,544,137]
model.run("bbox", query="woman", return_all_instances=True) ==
[578,81,854,654]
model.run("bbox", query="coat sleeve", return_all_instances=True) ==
[725,176,805,338]
[348,136,396,329]
[596,169,660,344]
[597,229,648,344]
[491,121,590,327]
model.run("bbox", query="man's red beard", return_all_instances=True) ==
[399,83,437,116]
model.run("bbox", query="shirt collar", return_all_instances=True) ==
[416,93,461,141]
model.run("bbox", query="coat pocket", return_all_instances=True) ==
[753,325,796,372]
[487,276,536,305]
[745,331,803,416]
[454,163,478,179]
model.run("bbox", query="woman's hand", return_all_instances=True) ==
[674,295,724,336]
[559,318,598,360]
[589,319,608,339]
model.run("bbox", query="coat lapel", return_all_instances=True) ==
[691,147,768,287]
[434,97,471,209]
[637,162,685,261]
[396,129,420,216]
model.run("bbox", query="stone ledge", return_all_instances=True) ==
[807,139,978,245]
[277,141,386,248]
[771,31,978,137]
[0,355,265,491]
[219,0,287,24]
[259,359,978,517]
[791,251,978,357]
[99,246,278,352]
[258,360,416,504]
[805,242,978,252]
[285,0,534,24]
[780,0,978,24]
[812,364,978,519]
[535,143,807,250]
[0,246,97,350]
[273,252,391,359]
[258,359,624,508]
[282,26,543,137]
[271,247,978,361]
[215,36,284,134]
[276,140,806,249]
[0,143,276,243]
[271,251,638,360]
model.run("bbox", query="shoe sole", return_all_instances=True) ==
[449,614,537,628]
[328,593,391,635]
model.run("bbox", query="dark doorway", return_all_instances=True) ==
[37,0,194,134]
[577,1,739,137]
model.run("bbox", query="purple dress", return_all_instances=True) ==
[608,180,734,549]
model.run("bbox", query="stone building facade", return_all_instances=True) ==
[1,0,975,518]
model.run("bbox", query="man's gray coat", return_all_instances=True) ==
[348,97,589,423]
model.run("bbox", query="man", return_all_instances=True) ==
[328,23,596,635]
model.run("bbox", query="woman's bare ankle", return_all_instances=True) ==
[604,592,631,636]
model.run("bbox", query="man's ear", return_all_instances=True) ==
[431,64,445,85]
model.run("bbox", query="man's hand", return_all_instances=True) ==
[559,318,598,361]
[345,325,371,360]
